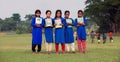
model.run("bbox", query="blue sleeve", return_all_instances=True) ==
[31,18,37,28]
[84,17,87,26]
[52,18,54,26]
[40,18,44,27]
[70,18,75,26]
[42,18,45,27]
[74,18,78,27]
[62,18,67,27]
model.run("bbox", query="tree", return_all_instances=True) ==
[85,0,120,33]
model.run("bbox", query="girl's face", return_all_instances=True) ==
[65,12,70,18]
[46,12,51,18]
[56,12,61,18]
[78,12,83,17]
[35,12,41,17]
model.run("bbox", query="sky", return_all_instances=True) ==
[0,0,86,20]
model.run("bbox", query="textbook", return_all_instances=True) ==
[66,19,72,24]
[35,18,42,24]
[66,19,72,27]
[45,19,52,27]
[77,17,84,23]
[55,19,62,28]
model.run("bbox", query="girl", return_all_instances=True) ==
[54,10,66,54]
[75,10,87,54]
[64,10,75,53]
[43,10,54,54]
[31,10,44,54]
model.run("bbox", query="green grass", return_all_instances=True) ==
[0,33,120,62]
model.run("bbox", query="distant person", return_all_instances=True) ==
[102,33,107,44]
[75,10,87,54]
[109,31,113,43]
[90,31,96,43]
[96,33,101,44]
[54,10,66,54]
[43,10,54,54]
[64,10,75,53]
[31,10,44,54]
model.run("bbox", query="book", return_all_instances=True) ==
[66,19,72,24]
[55,19,62,28]
[77,17,84,23]
[35,18,42,24]
[45,19,52,27]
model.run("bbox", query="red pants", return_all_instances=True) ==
[55,44,65,53]
[77,39,86,53]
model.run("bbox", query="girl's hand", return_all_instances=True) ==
[60,23,63,26]
[81,23,85,25]
[36,24,41,27]
[67,22,72,25]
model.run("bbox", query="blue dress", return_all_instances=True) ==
[54,17,66,44]
[43,18,54,43]
[31,17,44,45]
[75,17,87,40]
[65,18,75,43]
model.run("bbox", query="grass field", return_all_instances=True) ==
[0,33,120,62]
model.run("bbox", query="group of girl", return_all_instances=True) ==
[31,9,87,55]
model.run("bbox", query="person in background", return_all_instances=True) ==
[75,10,87,54]
[96,33,101,44]
[109,31,113,43]
[103,33,107,44]
[90,31,96,43]
[64,10,75,54]
[43,10,54,54]
[31,10,44,54]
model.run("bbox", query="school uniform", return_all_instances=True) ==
[43,18,54,53]
[64,18,75,52]
[54,17,66,53]
[75,17,87,53]
[31,17,44,52]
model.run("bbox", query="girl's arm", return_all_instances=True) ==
[31,18,37,28]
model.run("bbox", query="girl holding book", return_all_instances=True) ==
[75,10,87,54]
[43,10,54,54]
[64,10,75,53]
[31,10,44,54]
[54,10,66,54]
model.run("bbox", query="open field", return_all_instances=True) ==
[0,33,120,62]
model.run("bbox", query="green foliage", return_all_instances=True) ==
[0,13,32,34]
[85,0,120,33]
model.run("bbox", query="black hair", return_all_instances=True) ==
[78,10,83,14]
[55,10,62,18]
[35,9,41,17]
[46,10,51,14]
[35,9,41,14]
[64,10,70,15]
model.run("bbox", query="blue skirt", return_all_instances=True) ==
[44,27,53,43]
[65,28,74,43]
[55,28,65,44]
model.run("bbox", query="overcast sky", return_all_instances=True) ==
[0,0,86,20]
